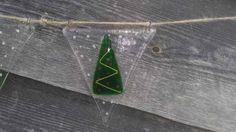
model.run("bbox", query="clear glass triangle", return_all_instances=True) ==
[0,19,35,89]
[94,99,116,126]
[63,26,156,124]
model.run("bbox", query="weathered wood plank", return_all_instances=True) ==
[134,21,236,131]
[0,0,236,131]
[0,74,211,132]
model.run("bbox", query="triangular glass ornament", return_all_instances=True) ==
[0,19,35,89]
[63,27,156,124]
[93,35,123,95]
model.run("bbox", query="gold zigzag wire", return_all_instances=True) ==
[95,48,121,94]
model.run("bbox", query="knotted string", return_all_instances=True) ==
[0,14,236,27]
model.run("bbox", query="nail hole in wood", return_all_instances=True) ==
[152,46,161,54]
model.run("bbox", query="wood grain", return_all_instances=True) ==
[1,0,236,131]
[0,74,211,132]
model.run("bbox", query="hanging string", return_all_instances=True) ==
[0,14,236,27]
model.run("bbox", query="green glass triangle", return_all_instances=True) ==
[92,35,123,95]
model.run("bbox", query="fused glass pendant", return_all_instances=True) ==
[92,35,123,95]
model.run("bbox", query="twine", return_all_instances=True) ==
[0,14,236,27]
